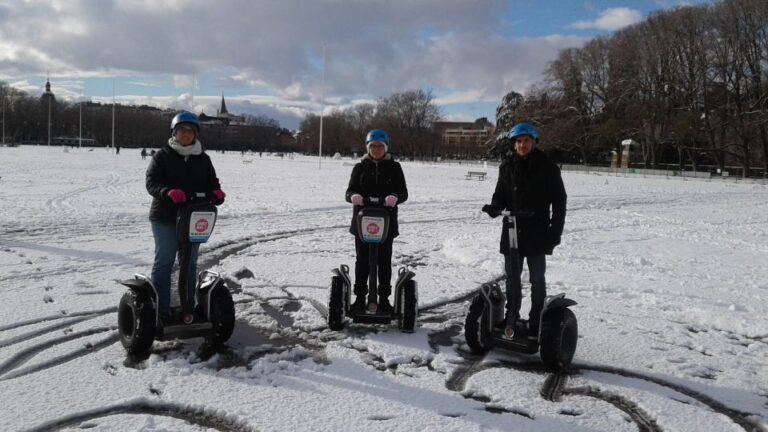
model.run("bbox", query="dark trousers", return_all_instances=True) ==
[354,236,394,296]
[151,222,200,314]
[504,254,546,325]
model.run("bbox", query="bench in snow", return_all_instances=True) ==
[465,171,487,180]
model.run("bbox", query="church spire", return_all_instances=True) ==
[219,93,228,116]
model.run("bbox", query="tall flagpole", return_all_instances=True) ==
[318,45,325,169]
[111,80,115,149]
[1,88,5,146]
[47,73,51,146]
[79,98,82,148]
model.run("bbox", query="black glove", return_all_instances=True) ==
[482,204,502,218]
[545,233,561,255]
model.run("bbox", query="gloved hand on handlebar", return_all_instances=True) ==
[167,189,186,204]
[481,204,503,218]
[350,194,363,206]
[384,195,398,207]
[212,189,226,205]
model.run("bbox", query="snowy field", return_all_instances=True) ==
[1,145,767,432]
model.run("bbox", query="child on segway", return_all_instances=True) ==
[345,129,408,313]
[146,111,226,324]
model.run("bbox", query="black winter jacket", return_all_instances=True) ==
[146,145,221,223]
[490,148,566,256]
[345,154,408,239]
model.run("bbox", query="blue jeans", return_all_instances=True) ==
[151,222,200,315]
[504,254,546,325]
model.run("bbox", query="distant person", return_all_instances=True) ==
[145,111,226,323]
[150,149,156,156]
[115,144,120,155]
[345,129,408,312]
[484,122,566,337]
[141,148,147,160]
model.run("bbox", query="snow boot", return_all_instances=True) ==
[352,283,367,311]
[378,285,393,314]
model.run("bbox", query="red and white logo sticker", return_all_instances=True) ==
[366,223,379,235]
[195,219,209,233]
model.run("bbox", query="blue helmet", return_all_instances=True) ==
[171,111,200,134]
[365,129,389,146]
[508,122,539,142]
[365,129,389,152]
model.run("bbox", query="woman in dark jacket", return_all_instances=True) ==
[489,122,566,336]
[146,111,226,323]
[345,129,408,312]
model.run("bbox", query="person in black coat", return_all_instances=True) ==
[345,129,408,312]
[487,122,566,335]
[145,111,226,323]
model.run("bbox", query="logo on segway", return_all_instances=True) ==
[366,223,379,235]
[195,219,209,233]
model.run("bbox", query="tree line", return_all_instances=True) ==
[499,0,768,178]
[299,88,443,159]
[0,83,287,151]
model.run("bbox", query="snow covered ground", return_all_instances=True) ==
[1,145,767,431]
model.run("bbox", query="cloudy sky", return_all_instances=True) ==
[0,0,710,129]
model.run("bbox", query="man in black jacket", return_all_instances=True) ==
[488,123,566,336]
[146,111,225,323]
[345,129,408,313]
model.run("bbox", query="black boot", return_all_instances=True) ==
[352,283,367,310]
[378,285,393,314]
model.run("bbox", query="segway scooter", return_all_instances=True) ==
[117,192,235,360]
[464,206,578,370]
[328,197,418,332]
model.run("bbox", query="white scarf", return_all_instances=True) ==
[168,137,202,157]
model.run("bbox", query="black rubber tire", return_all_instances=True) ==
[328,276,346,331]
[398,280,418,333]
[118,290,156,359]
[464,294,492,354]
[206,288,235,346]
[540,308,578,370]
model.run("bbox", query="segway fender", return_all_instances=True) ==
[542,293,577,313]
[332,265,352,309]
[195,271,228,319]
[393,267,416,312]
[331,264,352,289]
[119,275,157,302]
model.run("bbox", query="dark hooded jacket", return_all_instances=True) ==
[345,154,408,239]
[490,148,566,256]
[146,145,221,223]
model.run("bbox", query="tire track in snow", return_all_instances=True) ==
[565,386,662,432]
[0,326,116,379]
[2,332,119,380]
[0,307,116,332]
[22,398,255,432]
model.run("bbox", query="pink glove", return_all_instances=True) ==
[351,194,363,206]
[167,189,186,204]
[212,189,226,204]
[384,195,398,207]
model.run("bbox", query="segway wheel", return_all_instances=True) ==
[328,276,346,331]
[464,294,492,354]
[118,290,156,359]
[398,280,418,333]
[206,288,236,347]
[539,308,578,370]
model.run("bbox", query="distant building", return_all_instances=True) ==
[433,118,495,157]
[194,95,296,151]
[40,78,56,104]
[199,94,245,126]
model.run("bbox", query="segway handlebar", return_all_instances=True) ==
[482,204,534,219]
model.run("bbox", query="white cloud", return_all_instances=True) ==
[0,1,592,128]
[569,7,643,31]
